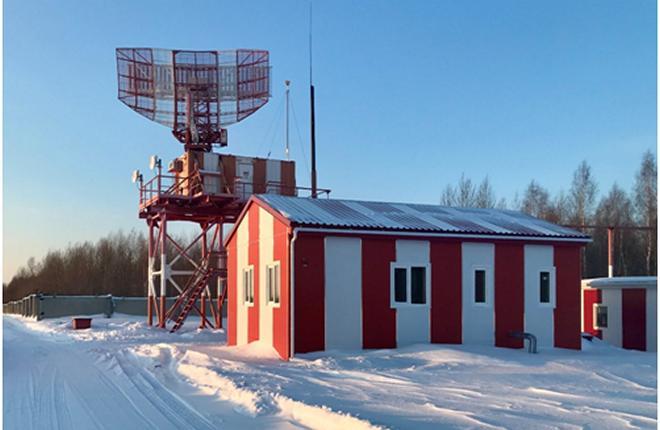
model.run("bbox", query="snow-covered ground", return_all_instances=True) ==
[3,314,657,429]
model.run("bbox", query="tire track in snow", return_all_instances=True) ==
[52,368,74,430]
[4,317,214,430]
[110,350,216,430]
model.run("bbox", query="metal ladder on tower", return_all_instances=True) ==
[168,260,216,333]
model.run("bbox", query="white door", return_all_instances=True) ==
[462,243,495,345]
[524,245,555,348]
[324,237,362,350]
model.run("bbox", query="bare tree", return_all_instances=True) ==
[633,150,657,274]
[440,184,457,206]
[595,184,636,275]
[569,161,597,226]
[520,180,551,219]
[475,177,496,208]
[545,190,570,224]
[441,174,499,208]
[456,174,476,207]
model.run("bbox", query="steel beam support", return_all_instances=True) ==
[147,220,155,326]
[217,223,227,329]
[159,214,168,328]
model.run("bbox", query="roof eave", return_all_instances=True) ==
[223,195,293,247]
[289,223,591,243]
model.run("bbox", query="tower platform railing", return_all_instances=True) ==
[138,169,331,209]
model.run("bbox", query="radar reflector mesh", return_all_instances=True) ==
[116,48,270,146]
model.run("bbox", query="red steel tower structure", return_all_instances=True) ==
[116,48,296,332]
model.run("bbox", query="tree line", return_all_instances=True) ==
[3,151,656,302]
[440,150,657,278]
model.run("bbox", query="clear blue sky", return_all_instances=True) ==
[3,0,656,282]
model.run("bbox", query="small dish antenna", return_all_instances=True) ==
[149,155,161,170]
[131,169,143,184]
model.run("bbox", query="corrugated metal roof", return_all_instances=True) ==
[582,277,657,289]
[256,194,590,240]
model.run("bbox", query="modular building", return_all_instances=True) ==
[224,195,590,360]
[582,277,657,351]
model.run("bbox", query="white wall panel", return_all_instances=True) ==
[462,243,494,345]
[394,240,430,346]
[236,216,249,345]
[524,245,555,348]
[646,289,657,352]
[266,159,281,193]
[203,152,220,194]
[324,237,362,350]
[601,289,622,348]
[259,208,275,348]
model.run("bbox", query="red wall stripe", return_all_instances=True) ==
[430,241,462,344]
[272,218,291,359]
[293,235,325,353]
[247,205,260,343]
[622,289,646,351]
[494,243,525,348]
[362,238,397,348]
[553,245,582,349]
[227,235,237,346]
[582,289,602,338]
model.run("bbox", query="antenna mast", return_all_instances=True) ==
[309,2,318,198]
[285,80,290,160]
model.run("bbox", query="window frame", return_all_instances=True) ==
[593,303,608,329]
[471,265,492,307]
[242,265,255,307]
[265,261,281,308]
[537,266,556,308]
[390,262,431,308]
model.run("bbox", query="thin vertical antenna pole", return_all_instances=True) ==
[309,1,318,198]
[285,80,291,160]
[607,227,614,277]
[309,2,313,85]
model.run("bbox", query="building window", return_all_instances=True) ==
[243,266,254,306]
[539,271,551,303]
[394,268,407,303]
[391,264,429,306]
[595,304,608,328]
[474,269,486,304]
[411,267,426,304]
[266,262,280,305]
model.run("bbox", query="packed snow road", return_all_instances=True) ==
[2,316,305,430]
[3,314,658,429]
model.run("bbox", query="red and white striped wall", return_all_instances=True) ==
[292,233,582,356]
[227,203,291,359]
[582,278,657,352]
[227,202,583,360]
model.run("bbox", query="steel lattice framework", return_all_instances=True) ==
[117,48,270,150]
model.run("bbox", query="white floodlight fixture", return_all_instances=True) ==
[131,169,143,184]
[149,155,162,170]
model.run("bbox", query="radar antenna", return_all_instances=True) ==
[116,48,271,151]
